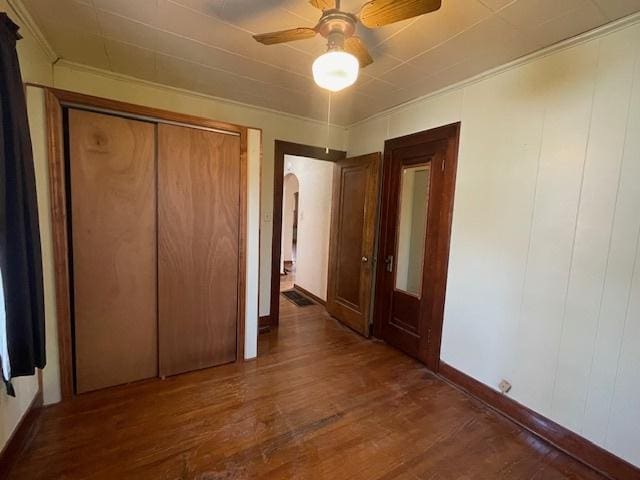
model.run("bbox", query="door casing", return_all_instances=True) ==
[373,123,461,372]
[43,87,248,400]
[268,141,346,328]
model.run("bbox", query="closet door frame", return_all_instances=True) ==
[43,87,249,401]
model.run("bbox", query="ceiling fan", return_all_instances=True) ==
[253,0,442,92]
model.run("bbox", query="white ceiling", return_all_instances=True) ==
[21,0,640,125]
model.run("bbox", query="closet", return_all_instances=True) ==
[67,107,242,394]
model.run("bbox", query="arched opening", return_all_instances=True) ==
[277,154,335,300]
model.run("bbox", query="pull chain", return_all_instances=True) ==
[326,91,332,154]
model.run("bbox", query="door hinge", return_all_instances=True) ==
[384,255,393,272]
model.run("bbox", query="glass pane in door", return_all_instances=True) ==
[394,164,430,297]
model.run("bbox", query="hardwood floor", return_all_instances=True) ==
[281,260,295,291]
[10,299,604,480]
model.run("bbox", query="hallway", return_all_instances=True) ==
[8,299,604,479]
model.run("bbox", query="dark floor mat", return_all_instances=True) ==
[281,290,315,307]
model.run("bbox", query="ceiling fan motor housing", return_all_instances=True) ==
[317,10,357,50]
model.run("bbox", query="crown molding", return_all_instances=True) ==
[54,59,349,132]
[7,0,57,63]
[14,0,639,130]
[348,11,640,128]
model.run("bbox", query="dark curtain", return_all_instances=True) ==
[0,13,46,396]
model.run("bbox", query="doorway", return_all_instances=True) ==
[268,141,346,328]
[281,173,299,291]
[268,142,382,335]
[374,123,460,372]
[279,155,334,304]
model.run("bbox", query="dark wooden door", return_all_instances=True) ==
[375,124,460,371]
[157,124,240,377]
[326,153,381,335]
[69,109,158,393]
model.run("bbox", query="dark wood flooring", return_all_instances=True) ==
[9,300,604,479]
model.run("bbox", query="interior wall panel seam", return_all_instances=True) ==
[579,39,640,435]
[510,104,548,382]
[547,37,603,415]
[602,146,640,451]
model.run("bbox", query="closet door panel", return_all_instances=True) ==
[158,124,240,376]
[69,109,157,394]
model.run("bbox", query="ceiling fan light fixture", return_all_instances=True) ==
[312,50,359,92]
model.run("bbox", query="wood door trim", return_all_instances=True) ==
[270,141,346,327]
[45,90,74,401]
[45,88,249,400]
[439,362,640,480]
[373,122,461,372]
[237,128,247,362]
[37,86,246,134]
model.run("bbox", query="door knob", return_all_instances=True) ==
[362,256,369,263]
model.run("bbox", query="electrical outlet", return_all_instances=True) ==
[499,379,512,394]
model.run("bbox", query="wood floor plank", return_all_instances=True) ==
[9,299,605,480]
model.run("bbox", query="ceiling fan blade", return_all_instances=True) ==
[345,36,373,68]
[253,27,317,45]
[359,0,442,28]
[309,0,337,10]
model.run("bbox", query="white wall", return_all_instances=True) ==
[281,174,299,268]
[284,155,334,300]
[347,17,640,467]
[0,0,54,453]
[26,87,60,407]
[245,128,261,359]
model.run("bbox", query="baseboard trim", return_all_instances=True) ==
[293,284,326,306]
[0,388,43,477]
[438,362,639,480]
[258,315,271,333]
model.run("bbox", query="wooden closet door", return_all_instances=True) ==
[69,109,157,394]
[158,124,240,377]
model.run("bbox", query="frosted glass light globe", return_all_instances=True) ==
[312,50,359,92]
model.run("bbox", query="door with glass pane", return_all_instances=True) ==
[375,124,460,371]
